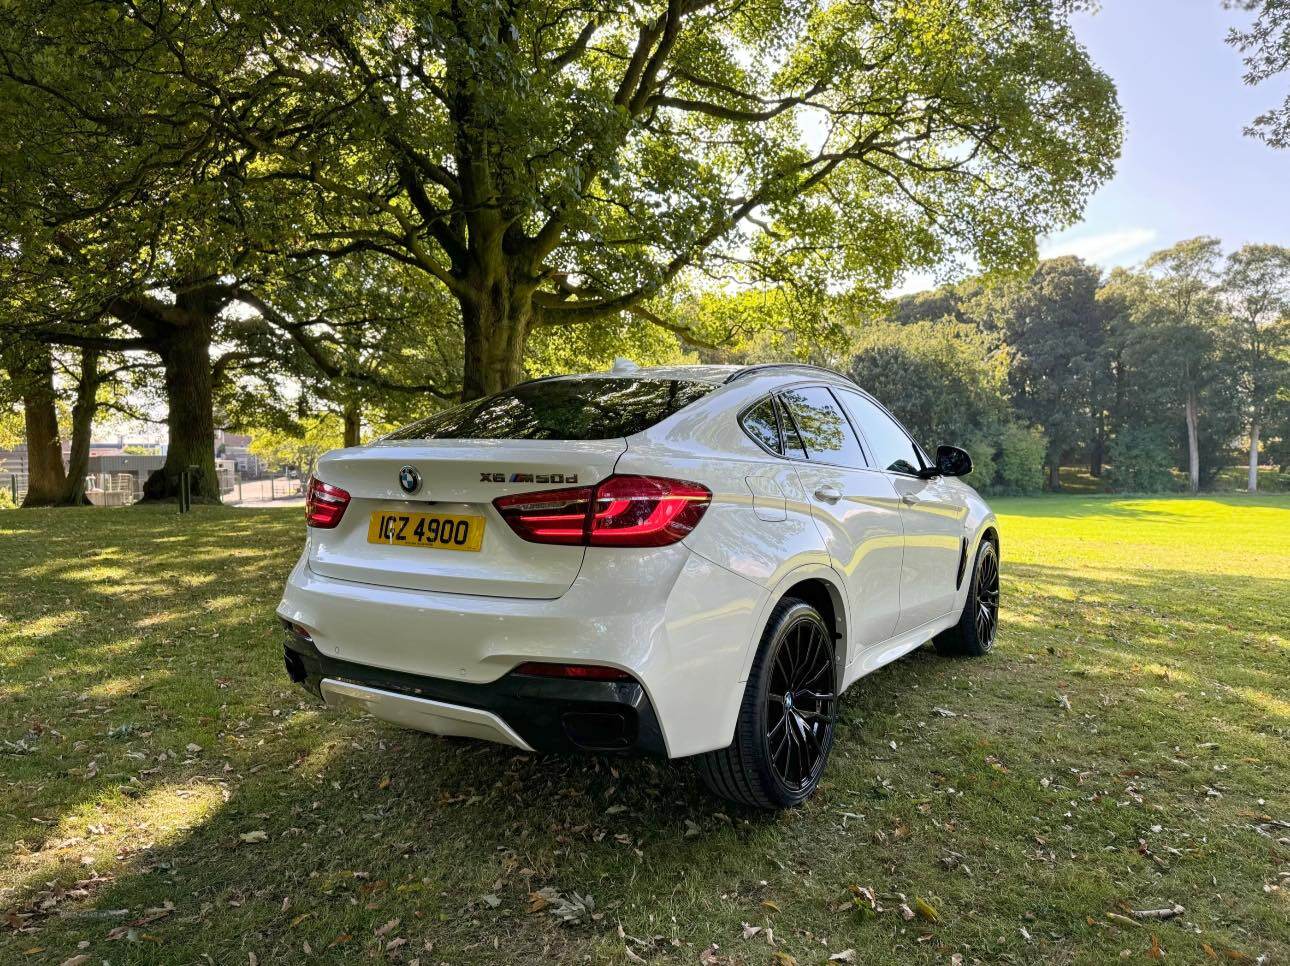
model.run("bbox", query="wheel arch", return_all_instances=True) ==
[738,564,851,686]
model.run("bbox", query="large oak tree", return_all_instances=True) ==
[35,0,1124,401]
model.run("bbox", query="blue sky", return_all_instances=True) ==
[1038,0,1290,269]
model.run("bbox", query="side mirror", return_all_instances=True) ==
[921,444,972,478]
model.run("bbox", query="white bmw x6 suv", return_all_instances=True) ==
[278,363,999,808]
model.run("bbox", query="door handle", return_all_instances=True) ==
[901,493,920,506]
[814,485,842,504]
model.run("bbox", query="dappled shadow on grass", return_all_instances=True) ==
[0,505,301,670]
[3,504,1289,963]
[1003,561,1286,673]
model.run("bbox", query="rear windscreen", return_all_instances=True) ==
[383,378,717,441]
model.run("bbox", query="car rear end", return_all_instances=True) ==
[277,372,768,757]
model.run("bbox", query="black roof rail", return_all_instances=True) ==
[723,363,857,385]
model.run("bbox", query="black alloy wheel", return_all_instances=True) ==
[698,598,838,808]
[766,614,837,792]
[934,538,1001,658]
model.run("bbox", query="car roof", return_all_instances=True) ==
[524,362,856,388]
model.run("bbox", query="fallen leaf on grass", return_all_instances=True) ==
[741,923,762,940]
[60,956,91,966]
[238,830,268,844]
[531,887,595,925]
[1148,934,1163,960]
[913,897,939,923]
[760,900,780,913]
[771,953,798,966]
[375,918,400,937]
[1106,912,1140,929]
[527,892,550,913]
[828,950,856,962]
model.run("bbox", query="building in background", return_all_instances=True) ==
[215,430,266,479]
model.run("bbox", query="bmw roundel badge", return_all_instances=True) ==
[398,465,421,495]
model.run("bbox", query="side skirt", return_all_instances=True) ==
[840,612,960,692]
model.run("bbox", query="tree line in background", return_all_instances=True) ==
[830,241,1290,495]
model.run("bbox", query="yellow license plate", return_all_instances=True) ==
[367,511,485,552]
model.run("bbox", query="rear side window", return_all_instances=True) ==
[740,396,782,454]
[383,378,716,441]
[779,387,867,467]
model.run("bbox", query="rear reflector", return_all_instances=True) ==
[306,475,350,529]
[513,662,634,682]
[493,474,710,548]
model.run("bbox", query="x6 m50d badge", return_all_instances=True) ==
[480,472,579,484]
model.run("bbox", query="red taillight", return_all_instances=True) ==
[305,475,350,529]
[588,475,712,546]
[493,475,711,548]
[492,485,595,545]
[513,661,634,681]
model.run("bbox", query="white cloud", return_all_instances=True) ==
[1039,227,1158,266]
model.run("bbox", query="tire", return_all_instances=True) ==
[934,538,1000,657]
[698,598,838,809]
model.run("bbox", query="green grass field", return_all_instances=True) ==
[1,495,1287,964]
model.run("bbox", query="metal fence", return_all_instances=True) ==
[3,470,302,507]
[224,474,305,506]
[4,472,27,505]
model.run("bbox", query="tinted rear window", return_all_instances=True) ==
[383,378,717,441]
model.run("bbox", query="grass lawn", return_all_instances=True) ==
[1,495,1287,965]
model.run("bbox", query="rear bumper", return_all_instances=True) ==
[284,629,667,755]
[276,547,769,758]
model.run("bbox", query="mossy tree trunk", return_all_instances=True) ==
[15,344,67,508]
[60,346,99,506]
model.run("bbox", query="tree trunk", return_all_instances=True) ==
[60,347,99,506]
[1248,419,1259,493]
[1184,392,1200,494]
[343,402,362,448]
[458,276,532,400]
[17,345,67,508]
[1089,410,1105,478]
[1047,460,1061,492]
[143,318,220,502]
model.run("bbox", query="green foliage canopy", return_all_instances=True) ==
[14,0,1122,398]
